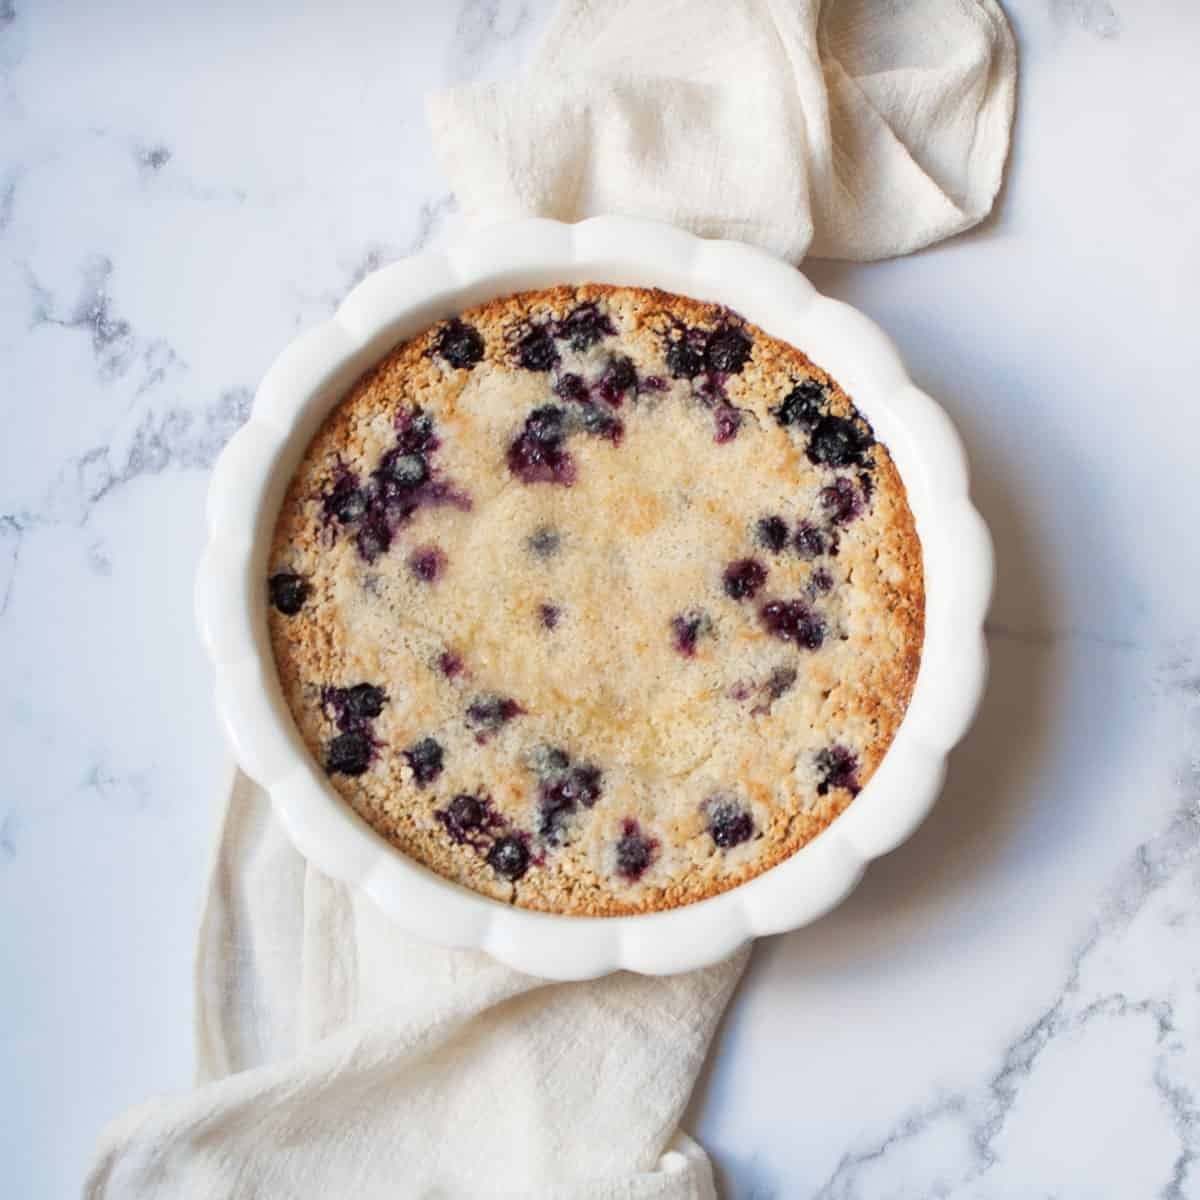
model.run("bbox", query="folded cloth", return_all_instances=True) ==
[427,0,1016,262]
[85,772,749,1199]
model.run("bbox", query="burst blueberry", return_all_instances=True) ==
[438,793,491,843]
[598,356,637,405]
[396,406,437,455]
[810,567,834,594]
[339,683,386,722]
[557,302,615,351]
[664,327,706,379]
[539,603,561,629]
[705,325,752,374]
[723,558,767,602]
[268,572,309,615]
[324,474,367,524]
[355,506,392,563]
[434,318,484,369]
[326,730,372,776]
[671,610,711,657]
[807,415,874,469]
[404,736,444,786]
[578,404,623,443]
[515,325,560,371]
[508,407,576,485]
[466,695,524,731]
[816,746,861,796]
[793,522,827,560]
[409,545,446,583]
[760,598,825,648]
[554,373,589,403]
[713,405,742,444]
[820,477,864,525]
[615,820,658,881]
[772,379,826,429]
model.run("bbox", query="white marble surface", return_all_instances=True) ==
[2,1,1199,1196]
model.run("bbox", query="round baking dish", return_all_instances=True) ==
[196,216,992,980]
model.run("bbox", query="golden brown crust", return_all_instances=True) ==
[267,284,924,915]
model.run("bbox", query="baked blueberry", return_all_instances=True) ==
[268,572,309,615]
[616,820,658,881]
[820,477,864,525]
[539,788,576,842]
[816,745,861,795]
[438,650,464,678]
[664,326,706,379]
[810,567,834,594]
[598,355,637,406]
[326,730,372,776]
[723,558,768,601]
[323,474,367,525]
[807,415,874,469]
[756,515,789,553]
[569,764,603,807]
[533,745,571,774]
[557,302,615,351]
[404,736,444,786]
[488,835,531,881]
[355,507,392,563]
[528,405,567,443]
[671,610,711,657]
[508,406,576,485]
[759,598,826,648]
[772,379,825,429]
[341,683,386,721]
[705,325,752,374]
[438,793,491,843]
[377,451,429,492]
[707,798,754,848]
[766,665,797,699]
[793,522,827,560]
[434,318,485,369]
[409,545,446,583]
[578,404,624,443]
[713,405,742,444]
[527,526,561,558]
[466,695,524,731]
[396,412,436,460]
[554,373,589,403]
[539,603,561,629]
[515,325,559,372]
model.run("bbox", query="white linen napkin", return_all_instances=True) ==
[85,772,748,1198]
[427,0,1016,262]
[87,3,1016,1194]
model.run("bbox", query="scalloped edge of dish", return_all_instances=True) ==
[196,215,992,981]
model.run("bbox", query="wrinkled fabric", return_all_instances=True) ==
[427,0,1016,262]
[86,772,747,1198]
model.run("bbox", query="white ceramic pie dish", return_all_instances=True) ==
[196,215,992,981]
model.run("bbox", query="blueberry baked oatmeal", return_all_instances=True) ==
[267,285,923,915]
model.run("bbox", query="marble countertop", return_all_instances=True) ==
[3,2,1199,1196]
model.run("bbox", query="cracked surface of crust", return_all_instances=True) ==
[268,284,924,915]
